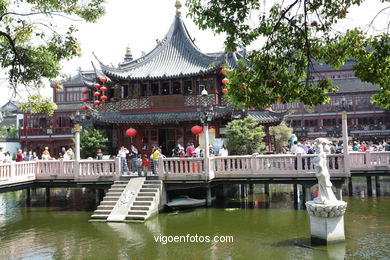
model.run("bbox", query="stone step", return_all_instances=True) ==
[126,215,146,221]
[91,214,109,219]
[100,201,116,206]
[114,181,129,184]
[131,206,149,211]
[138,192,156,197]
[93,210,111,215]
[128,211,147,216]
[109,187,125,191]
[97,205,114,210]
[135,197,154,202]
[133,201,152,206]
[140,188,158,193]
[142,184,161,189]
[103,197,119,202]
[144,180,162,184]
[106,192,122,196]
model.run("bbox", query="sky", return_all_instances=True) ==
[1,0,389,106]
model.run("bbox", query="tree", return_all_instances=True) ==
[225,117,265,155]
[0,0,106,114]
[269,125,293,154]
[77,127,108,159]
[186,0,390,110]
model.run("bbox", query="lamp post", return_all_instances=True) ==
[336,97,352,174]
[199,85,214,177]
[71,111,82,161]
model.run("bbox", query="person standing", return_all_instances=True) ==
[218,145,228,157]
[136,154,143,177]
[0,147,5,163]
[16,149,23,162]
[130,145,138,174]
[152,146,161,175]
[117,146,129,175]
[142,154,149,176]
[41,147,51,160]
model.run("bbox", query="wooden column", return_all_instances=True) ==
[367,176,373,196]
[375,176,381,196]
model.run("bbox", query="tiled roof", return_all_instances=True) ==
[99,14,232,80]
[91,106,234,124]
[333,78,379,93]
[311,59,355,72]
[233,110,286,124]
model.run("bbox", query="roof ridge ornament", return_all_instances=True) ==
[175,0,182,14]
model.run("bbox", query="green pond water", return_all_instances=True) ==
[1,178,390,260]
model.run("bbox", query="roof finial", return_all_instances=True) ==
[175,0,182,14]
[126,46,131,55]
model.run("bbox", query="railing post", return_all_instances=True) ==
[158,157,164,179]
[251,154,257,174]
[59,160,64,177]
[297,153,302,172]
[10,161,16,179]
[115,157,121,178]
[74,160,80,180]
[342,110,351,175]
[365,151,371,167]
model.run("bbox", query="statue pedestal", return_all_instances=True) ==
[305,201,347,245]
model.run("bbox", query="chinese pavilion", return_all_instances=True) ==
[82,1,285,156]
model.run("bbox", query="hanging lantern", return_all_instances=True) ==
[82,105,88,111]
[222,88,228,94]
[81,98,89,102]
[276,99,281,103]
[94,100,101,105]
[100,95,108,101]
[222,77,228,85]
[81,89,89,94]
[191,125,203,135]
[100,86,108,92]
[93,83,100,89]
[94,91,101,97]
[99,77,108,83]
[125,128,137,137]
[220,68,227,74]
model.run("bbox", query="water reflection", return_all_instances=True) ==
[0,177,389,259]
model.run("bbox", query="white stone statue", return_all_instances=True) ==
[313,138,338,204]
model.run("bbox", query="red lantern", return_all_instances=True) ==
[222,78,228,85]
[220,68,227,74]
[94,91,101,97]
[94,100,101,105]
[82,105,88,111]
[99,77,108,83]
[100,86,108,92]
[93,83,100,89]
[191,125,203,135]
[222,88,228,94]
[276,99,281,103]
[81,98,89,102]
[81,89,89,94]
[100,95,108,101]
[125,128,137,137]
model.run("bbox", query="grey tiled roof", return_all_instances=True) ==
[99,14,229,80]
[91,106,234,124]
[311,59,355,72]
[333,78,380,93]
[233,110,286,124]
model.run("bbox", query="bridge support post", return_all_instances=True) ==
[293,184,298,209]
[375,176,380,196]
[206,186,212,207]
[45,187,50,206]
[366,176,373,196]
[264,183,270,198]
[31,187,37,202]
[303,184,313,206]
[249,184,254,195]
[25,187,31,206]
[348,177,353,196]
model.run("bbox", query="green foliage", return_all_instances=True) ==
[0,124,18,138]
[186,0,389,110]
[0,0,105,113]
[269,125,293,153]
[19,95,58,115]
[77,127,108,159]
[224,117,265,155]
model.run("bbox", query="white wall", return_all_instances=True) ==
[0,141,20,154]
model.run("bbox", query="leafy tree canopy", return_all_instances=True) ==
[186,0,390,110]
[77,127,108,159]
[225,117,265,155]
[0,0,105,114]
[269,124,293,153]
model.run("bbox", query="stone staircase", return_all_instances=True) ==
[90,178,163,222]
